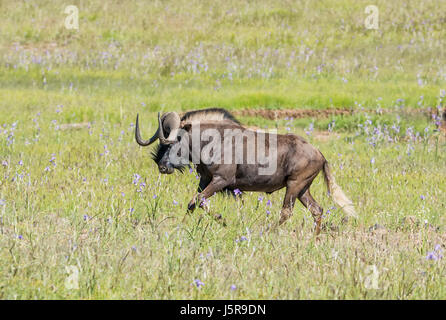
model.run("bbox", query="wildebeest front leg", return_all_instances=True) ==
[192,176,230,224]
[196,176,229,207]
[187,176,211,213]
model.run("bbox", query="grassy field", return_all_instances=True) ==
[0,0,445,299]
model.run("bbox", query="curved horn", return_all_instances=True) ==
[158,112,180,145]
[135,114,159,146]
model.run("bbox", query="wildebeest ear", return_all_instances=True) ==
[182,123,192,132]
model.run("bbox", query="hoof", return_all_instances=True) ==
[213,213,227,227]
[187,202,196,212]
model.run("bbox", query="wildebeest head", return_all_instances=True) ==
[136,108,240,174]
[135,112,185,174]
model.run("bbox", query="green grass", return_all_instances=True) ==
[0,0,445,299]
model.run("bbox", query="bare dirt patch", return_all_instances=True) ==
[313,131,340,142]
[233,108,353,120]
[233,107,444,121]
[234,107,446,137]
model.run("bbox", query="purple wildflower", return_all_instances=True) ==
[230,284,237,291]
[426,252,437,261]
[305,123,314,136]
[193,279,204,288]
[396,98,405,106]
[434,245,443,259]
[233,189,242,196]
[200,197,209,207]
[426,244,443,260]
[51,119,59,130]
[102,145,109,156]
[133,173,141,185]
[236,236,248,243]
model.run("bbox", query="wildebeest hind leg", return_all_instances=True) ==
[278,171,321,231]
[298,189,323,236]
[278,180,305,226]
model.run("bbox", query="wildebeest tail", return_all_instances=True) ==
[322,161,358,218]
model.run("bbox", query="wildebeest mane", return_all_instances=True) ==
[150,143,167,164]
[180,108,240,125]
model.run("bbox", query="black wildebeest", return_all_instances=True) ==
[135,108,356,234]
